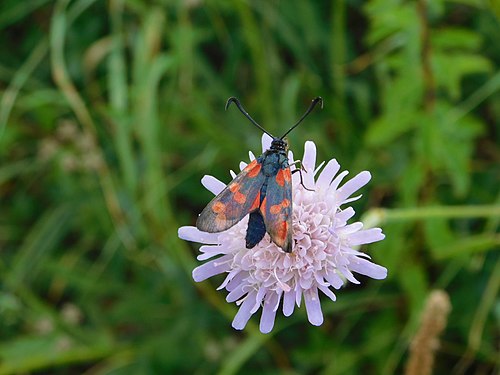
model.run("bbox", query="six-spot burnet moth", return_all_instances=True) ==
[196,97,323,253]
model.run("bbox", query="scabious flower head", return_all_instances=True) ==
[178,134,387,333]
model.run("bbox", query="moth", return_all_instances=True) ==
[196,97,323,253]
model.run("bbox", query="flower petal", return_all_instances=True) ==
[329,170,349,192]
[232,291,257,330]
[313,161,325,177]
[197,244,224,260]
[316,159,340,189]
[336,207,355,223]
[225,272,246,292]
[302,141,317,186]
[192,254,232,282]
[295,286,302,307]
[349,257,388,280]
[324,271,344,289]
[318,284,336,301]
[201,175,226,195]
[304,287,323,326]
[338,266,360,284]
[338,222,364,234]
[218,269,240,290]
[262,133,273,152]
[349,228,385,246]
[342,194,363,205]
[283,290,296,317]
[336,171,371,203]
[253,287,267,314]
[288,150,295,166]
[226,282,246,303]
[178,226,220,244]
[260,292,280,333]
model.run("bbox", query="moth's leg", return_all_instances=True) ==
[291,161,314,191]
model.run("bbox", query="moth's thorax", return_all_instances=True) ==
[260,139,289,177]
[270,138,288,153]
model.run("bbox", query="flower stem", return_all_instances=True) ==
[363,205,500,227]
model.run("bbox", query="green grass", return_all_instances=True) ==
[0,0,499,374]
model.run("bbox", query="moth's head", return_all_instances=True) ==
[270,137,288,152]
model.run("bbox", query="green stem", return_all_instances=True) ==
[363,205,500,226]
[0,40,48,140]
[108,0,136,193]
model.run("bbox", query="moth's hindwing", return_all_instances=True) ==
[196,159,265,233]
[261,166,293,252]
[245,210,266,249]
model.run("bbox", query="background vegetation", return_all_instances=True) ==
[0,0,498,374]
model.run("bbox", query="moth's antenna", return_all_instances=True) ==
[280,97,323,139]
[225,97,274,138]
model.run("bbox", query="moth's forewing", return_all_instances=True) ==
[196,159,265,233]
[261,167,293,252]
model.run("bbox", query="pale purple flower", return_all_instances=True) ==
[179,134,387,333]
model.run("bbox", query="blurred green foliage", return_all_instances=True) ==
[0,0,499,374]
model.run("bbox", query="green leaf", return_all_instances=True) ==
[0,333,116,374]
[424,217,455,250]
[433,53,492,99]
[439,106,485,196]
[489,0,500,19]
[365,72,423,147]
[432,28,484,51]
[5,205,74,290]
[398,258,429,320]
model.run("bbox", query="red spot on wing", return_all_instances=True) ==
[269,199,291,214]
[276,169,285,186]
[229,182,240,192]
[260,196,267,217]
[234,191,246,204]
[212,202,226,213]
[227,181,247,204]
[270,204,281,215]
[247,160,262,178]
[276,168,291,186]
[276,221,288,243]
[283,168,291,182]
[249,192,261,211]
